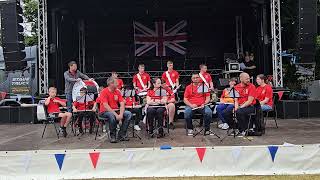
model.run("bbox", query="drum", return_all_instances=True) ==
[137,91,147,96]
[72,80,99,101]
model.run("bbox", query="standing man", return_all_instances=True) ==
[224,72,256,136]
[161,61,180,91]
[184,74,212,136]
[111,71,124,90]
[199,64,214,91]
[64,61,92,112]
[99,77,132,143]
[133,64,151,93]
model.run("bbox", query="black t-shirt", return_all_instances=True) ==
[244,61,256,76]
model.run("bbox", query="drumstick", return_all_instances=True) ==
[191,103,212,110]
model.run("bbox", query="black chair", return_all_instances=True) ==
[245,99,264,136]
[94,112,110,140]
[264,95,278,128]
[37,100,61,139]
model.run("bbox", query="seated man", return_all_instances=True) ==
[224,73,256,136]
[45,87,72,137]
[216,78,237,130]
[72,87,96,134]
[184,74,212,136]
[99,77,132,143]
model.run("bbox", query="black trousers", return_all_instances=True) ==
[128,108,143,125]
[147,107,166,132]
[77,112,95,129]
[224,106,255,132]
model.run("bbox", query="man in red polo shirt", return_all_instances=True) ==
[184,74,212,136]
[133,64,151,93]
[225,72,256,135]
[99,77,132,143]
[162,61,180,90]
[199,64,214,91]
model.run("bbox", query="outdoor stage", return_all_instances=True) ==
[1,118,320,151]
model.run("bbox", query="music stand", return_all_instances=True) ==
[122,88,143,142]
[74,90,95,136]
[220,87,252,142]
[148,86,169,139]
[191,82,220,138]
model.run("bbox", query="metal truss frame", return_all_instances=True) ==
[37,0,284,94]
[38,0,49,94]
[271,0,283,87]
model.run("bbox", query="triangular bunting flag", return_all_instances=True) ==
[277,91,284,101]
[196,147,206,163]
[231,147,241,162]
[89,152,100,169]
[127,151,134,162]
[54,154,66,171]
[22,154,32,172]
[268,146,279,162]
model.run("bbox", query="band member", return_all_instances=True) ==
[99,77,132,143]
[133,64,151,93]
[256,74,273,111]
[72,87,96,134]
[162,81,176,129]
[162,61,180,90]
[216,78,238,130]
[146,78,168,138]
[45,87,72,137]
[111,71,124,90]
[199,64,214,91]
[224,73,256,135]
[64,61,92,112]
[184,74,212,136]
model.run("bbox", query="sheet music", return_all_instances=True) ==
[155,89,167,97]
[227,88,240,98]
[75,94,94,103]
[197,84,209,93]
[122,89,136,97]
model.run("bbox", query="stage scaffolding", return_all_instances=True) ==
[38,0,283,94]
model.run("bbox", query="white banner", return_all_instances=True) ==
[0,145,320,179]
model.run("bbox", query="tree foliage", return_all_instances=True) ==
[23,0,38,46]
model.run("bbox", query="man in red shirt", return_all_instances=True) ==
[199,64,214,91]
[133,64,151,93]
[111,71,124,90]
[162,61,180,90]
[45,87,72,137]
[99,77,132,143]
[184,74,212,136]
[224,72,256,135]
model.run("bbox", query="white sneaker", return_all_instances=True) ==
[134,125,141,131]
[187,129,194,136]
[221,123,229,130]
[218,123,224,128]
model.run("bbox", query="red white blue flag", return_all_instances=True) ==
[133,20,187,57]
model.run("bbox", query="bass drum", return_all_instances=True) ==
[72,80,99,101]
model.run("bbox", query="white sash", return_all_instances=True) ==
[137,73,146,89]
[199,73,210,88]
[165,71,175,89]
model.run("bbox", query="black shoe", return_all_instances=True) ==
[169,123,175,130]
[110,136,117,143]
[89,127,93,134]
[79,128,84,134]
[118,135,130,141]
[157,128,164,138]
[62,127,67,138]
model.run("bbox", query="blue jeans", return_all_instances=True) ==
[65,93,73,113]
[101,111,132,138]
[261,105,272,112]
[184,106,212,130]
[216,104,234,123]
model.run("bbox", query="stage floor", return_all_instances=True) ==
[1,118,320,151]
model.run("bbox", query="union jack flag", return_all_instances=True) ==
[133,20,187,57]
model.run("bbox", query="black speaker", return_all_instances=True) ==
[0,1,27,71]
[298,0,317,63]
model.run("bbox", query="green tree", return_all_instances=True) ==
[23,0,38,46]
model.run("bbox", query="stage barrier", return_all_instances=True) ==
[1,144,320,179]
